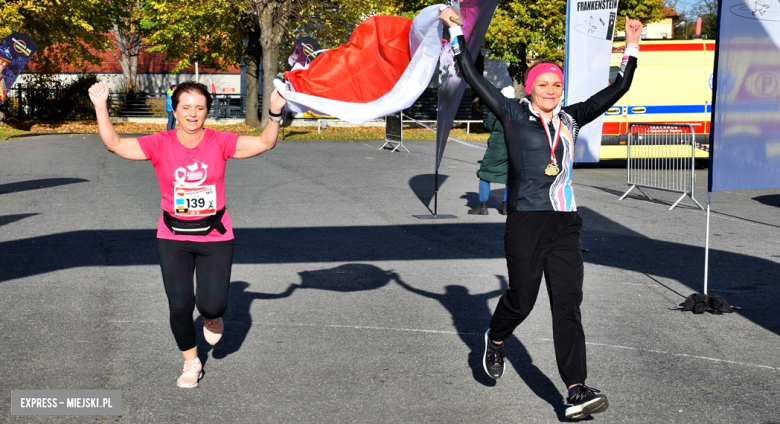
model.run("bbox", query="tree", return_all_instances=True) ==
[618,0,668,27]
[0,0,115,73]
[394,0,664,86]
[484,0,666,85]
[245,1,301,126]
[664,0,715,40]
[1,0,158,91]
[142,0,398,127]
[106,0,147,91]
[142,0,259,122]
[143,0,296,127]
[483,0,566,85]
[247,0,400,126]
[692,0,717,40]
[0,1,37,39]
[286,0,401,61]
[142,0,247,73]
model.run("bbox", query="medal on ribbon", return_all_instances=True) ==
[532,109,562,177]
[545,163,560,176]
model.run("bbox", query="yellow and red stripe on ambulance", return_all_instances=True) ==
[601,39,714,159]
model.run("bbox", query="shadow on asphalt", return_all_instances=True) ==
[5,201,778,419]
[0,213,38,227]
[196,267,572,418]
[584,185,705,211]
[394,275,503,388]
[198,265,397,362]
[394,274,571,419]
[460,187,509,212]
[2,208,778,339]
[754,194,780,208]
[592,186,780,229]
[409,174,449,213]
[0,177,89,195]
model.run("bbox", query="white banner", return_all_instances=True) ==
[708,0,780,192]
[564,0,619,162]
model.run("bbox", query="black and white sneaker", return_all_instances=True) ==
[482,329,504,379]
[565,385,609,419]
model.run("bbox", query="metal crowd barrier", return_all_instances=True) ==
[619,123,704,210]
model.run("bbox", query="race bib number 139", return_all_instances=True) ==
[174,185,217,216]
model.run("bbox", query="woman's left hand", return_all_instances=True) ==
[624,16,644,44]
[269,88,287,115]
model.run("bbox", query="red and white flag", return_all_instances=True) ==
[276,5,443,124]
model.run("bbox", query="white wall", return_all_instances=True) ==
[15,72,241,94]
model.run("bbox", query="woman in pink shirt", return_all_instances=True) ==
[88,81,287,388]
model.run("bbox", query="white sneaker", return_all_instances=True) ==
[203,317,223,345]
[176,359,203,388]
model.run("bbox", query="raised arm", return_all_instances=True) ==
[88,82,147,160]
[439,7,511,121]
[234,88,287,159]
[564,17,643,126]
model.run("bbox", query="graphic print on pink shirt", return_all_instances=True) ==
[173,160,217,216]
[137,128,239,242]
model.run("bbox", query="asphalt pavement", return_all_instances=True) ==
[1,134,779,423]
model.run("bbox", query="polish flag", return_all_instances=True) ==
[277,5,443,124]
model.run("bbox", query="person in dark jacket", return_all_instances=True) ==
[469,86,517,215]
[440,7,644,420]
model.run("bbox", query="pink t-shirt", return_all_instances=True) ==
[138,128,239,242]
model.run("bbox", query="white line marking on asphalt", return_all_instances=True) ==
[108,319,468,335]
[106,320,778,371]
[283,322,465,335]
[582,340,779,371]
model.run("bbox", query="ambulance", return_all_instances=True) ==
[600,39,715,159]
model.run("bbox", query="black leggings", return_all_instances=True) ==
[156,238,234,351]
[489,211,586,387]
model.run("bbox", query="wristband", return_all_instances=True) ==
[268,109,283,117]
[624,43,639,58]
[269,116,282,124]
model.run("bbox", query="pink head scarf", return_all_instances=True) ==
[524,63,564,96]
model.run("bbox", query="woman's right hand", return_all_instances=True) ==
[624,16,644,44]
[438,6,460,28]
[88,82,109,108]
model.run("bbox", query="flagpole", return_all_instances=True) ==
[434,170,439,217]
[413,0,496,221]
[704,192,711,295]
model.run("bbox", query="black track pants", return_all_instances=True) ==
[489,211,587,387]
[156,238,234,351]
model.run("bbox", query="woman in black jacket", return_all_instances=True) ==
[439,8,644,420]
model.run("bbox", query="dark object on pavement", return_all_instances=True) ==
[674,293,742,314]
